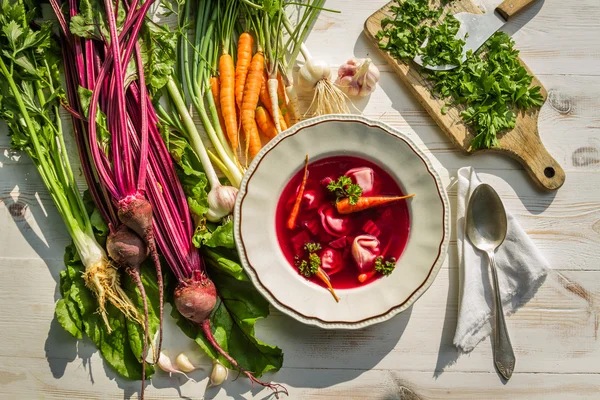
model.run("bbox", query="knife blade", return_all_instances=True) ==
[414,0,538,71]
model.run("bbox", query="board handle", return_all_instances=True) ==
[519,140,565,191]
[496,0,538,20]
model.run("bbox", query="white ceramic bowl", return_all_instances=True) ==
[234,115,450,329]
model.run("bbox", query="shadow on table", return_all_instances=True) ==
[271,306,413,391]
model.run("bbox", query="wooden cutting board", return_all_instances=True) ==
[364,0,565,190]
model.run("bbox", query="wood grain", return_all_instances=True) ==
[363,0,565,190]
[1,0,599,398]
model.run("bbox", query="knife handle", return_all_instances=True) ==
[496,0,538,20]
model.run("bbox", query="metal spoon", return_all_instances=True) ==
[466,183,515,380]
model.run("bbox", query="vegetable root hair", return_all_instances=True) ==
[201,320,288,398]
[83,263,142,332]
[305,79,351,117]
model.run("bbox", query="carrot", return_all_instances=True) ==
[219,53,238,152]
[358,270,377,283]
[287,155,309,230]
[210,76,226,134]
[277,73,291,127]
[235,32,254,110]
[316,268,340,302]
[336,194,416,214]
[285,83,300,124]
[241,51,264,161]
[259,73,288,131]
[267,77,281,133]
[256,106,278,140]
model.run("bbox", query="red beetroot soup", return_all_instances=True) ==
[275,156,411,290]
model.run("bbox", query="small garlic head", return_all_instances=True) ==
[206,185,238,222]
[335,58,380,97]
[209,360,228,387]
[298,59,331,91]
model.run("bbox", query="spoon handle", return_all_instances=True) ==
[488,252,516,380]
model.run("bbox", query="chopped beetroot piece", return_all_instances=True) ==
[301,218,320,236]
[329,236,348,249]
[291,230,312,254]
[362,220,381,237]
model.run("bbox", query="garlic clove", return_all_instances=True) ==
[209,360,228,387]
[157,352,197,382]
[175,352,197,373]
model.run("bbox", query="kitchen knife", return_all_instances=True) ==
[414,0,538,71]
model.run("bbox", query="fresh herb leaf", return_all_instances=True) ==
[295,242,322,277]
[327,175,363,205]
[374,256,397,275]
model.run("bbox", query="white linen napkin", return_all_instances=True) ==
[453,167,550,352]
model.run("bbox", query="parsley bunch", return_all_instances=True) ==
[429,32,544,149]
[377,1,544,150]
[327,176,363,205]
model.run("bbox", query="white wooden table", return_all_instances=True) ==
[1,0,599,398]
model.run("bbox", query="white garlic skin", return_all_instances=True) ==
[335,58,380,97]
[298,59,331,91]
[206,185,238,222]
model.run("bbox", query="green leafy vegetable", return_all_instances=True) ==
[327,175,363,205]
[377,1,544,149]
[374,256,397,275]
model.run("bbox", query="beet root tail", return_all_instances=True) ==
[126,267,149,400]
[201,320,288,398]
[148,239,163,363]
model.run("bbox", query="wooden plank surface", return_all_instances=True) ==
[363,0,566,191]
[1,0,600,398]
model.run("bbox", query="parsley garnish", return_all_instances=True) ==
[375,256,397,275]
[327,176,363,205]
[296,243,322,277]
[377,1,544,150]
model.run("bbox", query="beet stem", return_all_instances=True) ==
[201,320,288,398]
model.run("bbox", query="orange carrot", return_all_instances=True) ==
[287,155,309,230]
[336,194,415,214]
[235,32,253,110]
[277,73,291,127]
[256,106,278,140]
[259,73,288,131]
[241,51,264,161]
[316,268,340,302]
[210,76,226,134]
[358,270,377,283]
[219,53,238,151]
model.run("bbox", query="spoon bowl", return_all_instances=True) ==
[466,184,508,252]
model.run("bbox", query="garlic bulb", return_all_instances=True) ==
[335,58,380,97]
[297,58,331,91]
[206,185,238,222]
[209,360,228,387]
